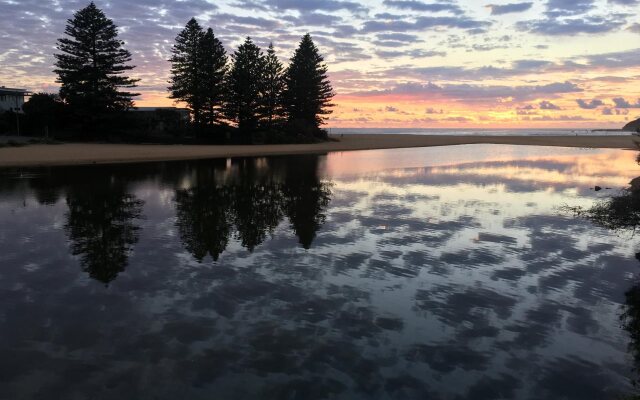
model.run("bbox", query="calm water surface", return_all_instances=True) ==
[1,145,640,400]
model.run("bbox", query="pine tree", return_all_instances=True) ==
[168,18,206,127]
[259,43,285,130]
[54,2,138,125]
[225,37,266,135]
[283,34,334,135]
[201,28,228,126]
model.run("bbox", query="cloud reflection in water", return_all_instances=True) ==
[0,145,638,399]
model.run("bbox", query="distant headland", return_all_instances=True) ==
[623,118,640,132]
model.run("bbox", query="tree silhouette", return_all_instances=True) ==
[65,185,143,284]
[54,2,138,129]
[259,43,286,130]
[201,28,228,126]
[225,37,266,137]
[169,18,207,127]
[283,34,334,137]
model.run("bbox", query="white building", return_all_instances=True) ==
[0,87,29,112]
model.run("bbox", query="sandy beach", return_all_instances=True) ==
[0,134,637,167]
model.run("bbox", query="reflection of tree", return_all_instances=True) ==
[283,157,332,249]
[175,185,233,262]
[13,155,332,270]
[233,182,284,251]
[65,186,143,284]
[174,155,332,261]
[33,186,61,206]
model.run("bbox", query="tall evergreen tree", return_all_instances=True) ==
[225,37,266,135]
[201,28,228,126]
[283,34,334,134]
[54,2,138,126]
[259,43,285,130]
[168,18,206,126]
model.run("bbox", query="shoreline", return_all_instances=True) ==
[0,134,638,168]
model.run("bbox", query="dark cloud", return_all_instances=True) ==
[444,116,472,122]
[282,13,343,27]
[517,105,538,115]
[602,107,629,115]
[522,115,593,121]
[545,0,596,17]
[240,0,368,13]
[576,99,605,109]
[364,50,640,86]
[471,43,510,51]
[381,65,522,81]
[383,0,464,14]
[375,49,446,58]
[488,2,534,15]
[361,15,490,33]
[540,100,561,110]
[612,97,640,108]
[513,59,553,69]
[425,107,444,114]
[518,16,625,35]
[351,81,582,104]
[609,0,640,4]
[582,48,640,69]
[376,32,422,42]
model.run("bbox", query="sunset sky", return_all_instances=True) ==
[1,0,639,128]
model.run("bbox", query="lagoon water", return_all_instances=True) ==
[1,144,640,399]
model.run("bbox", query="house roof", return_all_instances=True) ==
[0,87,28,95]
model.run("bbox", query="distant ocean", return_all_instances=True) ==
[329,128,629,136]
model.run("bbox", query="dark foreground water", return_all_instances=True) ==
[1,145,640,400]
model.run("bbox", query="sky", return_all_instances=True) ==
[0,0,639,129]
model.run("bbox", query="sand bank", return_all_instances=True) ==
[0,134,637,167]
